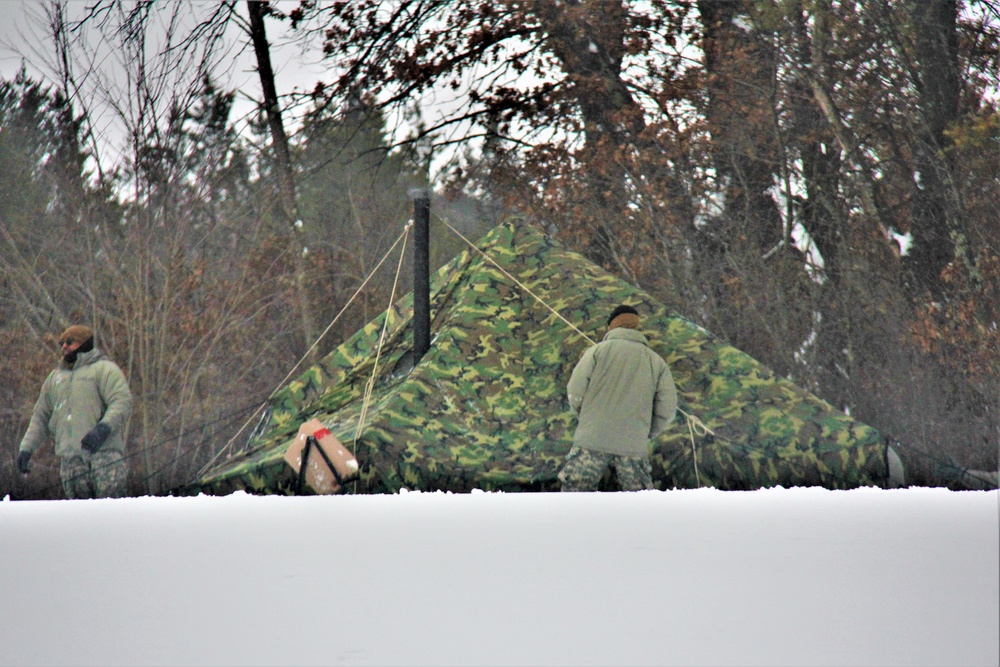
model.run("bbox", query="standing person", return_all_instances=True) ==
[15,325,132,499]
[558,305,677,491]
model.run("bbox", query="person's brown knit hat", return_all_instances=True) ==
[607,305,640,330]
[59,325,94,345]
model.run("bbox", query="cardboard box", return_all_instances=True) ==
[283,419,359,494]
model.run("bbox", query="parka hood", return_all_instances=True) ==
[603,327,649,345]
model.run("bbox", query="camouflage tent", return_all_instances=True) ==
[186,221,889,495]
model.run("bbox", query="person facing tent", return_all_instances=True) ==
[559,305,677,491]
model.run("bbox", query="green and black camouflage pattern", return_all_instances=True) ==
[186,221,887,495]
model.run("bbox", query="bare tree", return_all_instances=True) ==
[246,0,317,357]
[3,2,294,494]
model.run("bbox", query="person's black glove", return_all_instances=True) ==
[16,450,31,474]
[81,422,111,453]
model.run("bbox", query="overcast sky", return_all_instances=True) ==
[0,1,469,181]
[0,2,331,164]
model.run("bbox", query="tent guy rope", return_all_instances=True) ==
[354,221,411,451]
[197,225,412,477]
[439,218,595,345]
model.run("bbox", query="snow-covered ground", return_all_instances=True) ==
[1,487,997,667]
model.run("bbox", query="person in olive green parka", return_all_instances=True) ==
[558,305,677,491]
[16,325,132,499]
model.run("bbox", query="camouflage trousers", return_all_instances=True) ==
[60,451,128,499]
[558,445,654,492]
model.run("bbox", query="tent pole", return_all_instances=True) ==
[410,189,431,362]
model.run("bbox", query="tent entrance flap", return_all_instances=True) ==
[285,419,359,494]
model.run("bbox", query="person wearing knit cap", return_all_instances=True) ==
[16,325,132,499]
[558,305,677,491]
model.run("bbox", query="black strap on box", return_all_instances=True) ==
[295,435,346,494]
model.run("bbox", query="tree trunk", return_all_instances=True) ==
[698,0,783,251]
[903,0,961,296]
[247,0,317,358]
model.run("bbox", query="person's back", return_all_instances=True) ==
[559,305,677,491]
[569,326,674,457]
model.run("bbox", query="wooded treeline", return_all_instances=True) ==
[2,0,997,498]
